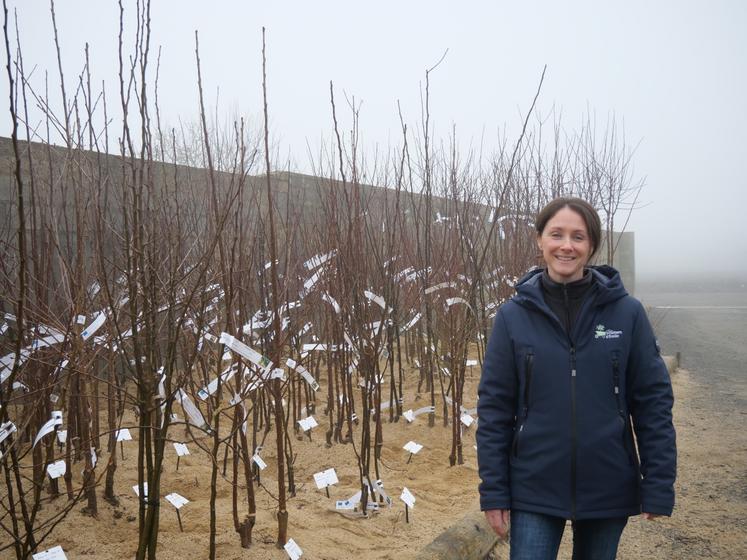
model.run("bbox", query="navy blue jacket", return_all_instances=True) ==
[477,266,676,520]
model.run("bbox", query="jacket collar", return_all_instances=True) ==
[513,265,628,313]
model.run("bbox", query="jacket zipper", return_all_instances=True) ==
[570,344,577,520]
[512,350,534,458]
[564,283,578,520]
[523,350,534,419]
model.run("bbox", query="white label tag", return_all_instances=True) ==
[403,441,423,454]
[284,538,303,560]
[32,545,67,560]
[252,454,267,470]
[173,442,190,456]
[400,487,416,508]
[313,467,339,489]
[46,459,66,479]
[335,490,361,510]
[116,428,133,442]
[414,406,435,417]
[0,421,17,444]
[460,413,475,427]
[298,416,318,432]
[165,492,189,509]
[33,411,64,449]
[81,312,106,340]
[132,482,148,498]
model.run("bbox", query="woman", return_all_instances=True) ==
[476,197,676,560]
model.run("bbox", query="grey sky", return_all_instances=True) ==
[4,0,746,279]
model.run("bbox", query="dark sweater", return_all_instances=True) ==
[540,269,594,336]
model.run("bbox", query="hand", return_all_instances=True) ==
[642,512,661,520]
[484,509,510,539]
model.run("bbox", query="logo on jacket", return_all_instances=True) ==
[595,324,622,339]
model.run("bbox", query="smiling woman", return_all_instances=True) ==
[477,197,677,560]
[535,198,602,284]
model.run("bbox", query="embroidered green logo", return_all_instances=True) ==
[595,324,623,340]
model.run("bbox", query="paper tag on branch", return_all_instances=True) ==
[0,421,16,444]
[321,292,341,314]
[33,411,63,448]
[252,454,267,470]
[335,490,361,510]
[32,545,67,560]
[403,441,423,454]
[466,359,479,367]
[133,482,148,498]
[400,487,416,508]
[81,312,107,340]
[57,430,67,444]
[304,249,336,271]
[173,442,190,457]
[197,366,238,401]
[300,269,323,299]
[287,359,320,391]
[460,413,475,427]
[284,538,303,560]
[403,410,415,423]
[46,460,66,479]
[415,406,435,417]
[445,297,470,308]
[116,428,133,442]
[301,342,330,353]
[219,333,273,376]
[370,479,392,507]
[424,281,457,294]
[402,313,422,332]
[363,290,388,311]
[298,416,318,432]
[313,468,339,489]
[176,390,209,431]
[165,492,189,509]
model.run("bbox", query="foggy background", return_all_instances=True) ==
[2,0,745,282]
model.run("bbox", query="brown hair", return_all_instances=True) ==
[536,197,602,259]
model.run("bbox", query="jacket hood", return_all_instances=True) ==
[513,265,628,310]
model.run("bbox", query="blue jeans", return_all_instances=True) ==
[509,510,628,560]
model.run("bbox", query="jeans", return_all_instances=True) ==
[509,510,628,560]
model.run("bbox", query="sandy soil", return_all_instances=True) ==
[6,365,746,560]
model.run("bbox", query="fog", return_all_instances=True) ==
[3,0,745,281]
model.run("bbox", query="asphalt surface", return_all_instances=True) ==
[637,286,747,415]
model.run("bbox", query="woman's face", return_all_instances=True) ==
[538,206,592,283]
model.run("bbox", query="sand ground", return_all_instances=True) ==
[5,363,746,560]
